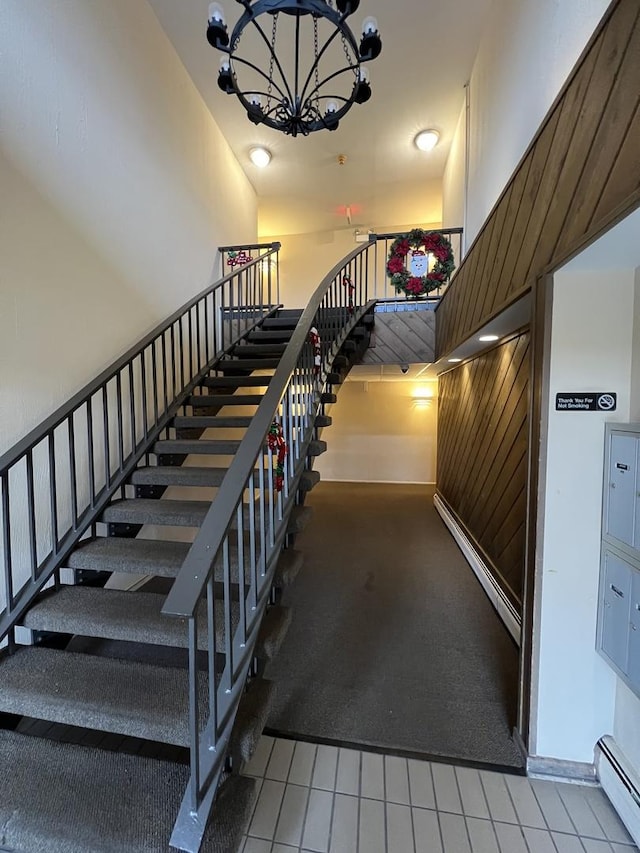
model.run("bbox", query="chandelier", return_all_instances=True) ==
[206,0,382,137]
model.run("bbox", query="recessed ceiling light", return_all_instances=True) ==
[249,146,271,168]
[414,130,439,152]
[448,358,462,363]
[479,334,499,342]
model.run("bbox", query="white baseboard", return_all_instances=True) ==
[319,478,436,485]
[434,493,521,644]
[597,736,640,846]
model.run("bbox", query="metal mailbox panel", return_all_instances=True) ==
[607,434,637,548]
[601,550,632,673]
[628,569,640,689]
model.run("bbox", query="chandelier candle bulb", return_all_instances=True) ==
[208,3,225,24]
[362,16,378,34]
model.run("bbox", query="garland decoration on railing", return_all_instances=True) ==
[309,326,322,374]
[386,229,455,298]
[342,274,355,315]
[267,421,288,492]
[227,250,252,268]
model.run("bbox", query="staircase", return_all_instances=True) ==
[0,243,375,853]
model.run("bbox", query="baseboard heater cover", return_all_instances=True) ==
[434,494,521,644]
[597,736,640,847]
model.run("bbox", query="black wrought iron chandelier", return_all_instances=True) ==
[207,0,382,137]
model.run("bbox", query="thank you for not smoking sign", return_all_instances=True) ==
[555,392,617,412]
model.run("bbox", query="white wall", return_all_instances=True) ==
[442,0,609,247]
[315,380,438,484]
[0,0,257,455]
[533,268,635,763]
[442,103,466,237]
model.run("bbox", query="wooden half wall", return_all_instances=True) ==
[436,0,640,357]
[438,334,530,609]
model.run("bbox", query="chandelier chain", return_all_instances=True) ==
[267,13,279,113]
[313,14,320,112]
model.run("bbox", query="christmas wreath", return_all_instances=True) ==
[386,228,455,297]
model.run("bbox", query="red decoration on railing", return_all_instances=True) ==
[227,250,252,268]
[342,274,355,315]
[267,421,288,492]
[309,326,322,374]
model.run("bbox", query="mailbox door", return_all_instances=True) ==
[607,434,638,548]
[601,550,632,673]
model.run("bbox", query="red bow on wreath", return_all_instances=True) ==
[309,326,322,374]
[342,274,355,315]
[227,250,252,268]
[267,421,288,492]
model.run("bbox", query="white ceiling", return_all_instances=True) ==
[148,0,492,235]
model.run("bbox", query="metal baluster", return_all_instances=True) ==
[2,474,14,615]
[178,319,185,394]
[102,386,111,488]
[258,459,267,593]
[188,307,194,384]
[162,333,169,417]
[116,372,125,472]
[222,534,233,689]
[48,433,59,555]
[170,325,177,408]
[248,471,258,612]
[236,503,247,648]
[140,350,149,441]
[25,449,38,581]
[188,616,201,812]
[151,342,159,427]
[206,575,219,745]
[86,397,96,507]
[68,415,79,525]
[204,294,211,365]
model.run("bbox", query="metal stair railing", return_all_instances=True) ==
[0,242,280,647]
[161,242,377,853]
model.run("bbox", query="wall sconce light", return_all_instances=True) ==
[411,384,435,409]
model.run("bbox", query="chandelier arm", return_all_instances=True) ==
[294,13,301,109]
[244,14,295,107]
[226,54,290,103]
[298,22,355,107]
[307,64,360,100]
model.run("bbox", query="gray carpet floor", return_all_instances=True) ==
[265,482,523,770]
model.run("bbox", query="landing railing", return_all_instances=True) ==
[161,242,376,852]
[0,243,280,646]
[369,227,464,306]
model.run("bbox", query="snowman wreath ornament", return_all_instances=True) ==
[386,228,456,298]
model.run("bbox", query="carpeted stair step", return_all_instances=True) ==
[187,393,264,408]
[131,465,230,488]
[363,312,375,328]
[274,548,304,587]
[342,340,357,353]
[232,678,274,766]
[321,392,337,404]
[172,415,254,430]
[204,374,272,388]
[257,605,291,661]
[217,358,280,372]
[233,343,287,358]
[22,587,288,661]
[326,371,343,384]
[333,355,350,368]
[0,646,207,746]
[101,498,212,527]
[153,438,243,455]
[299,469,321,493]
[288,505,313,534]
[248,329,293,342]
[261,317,298,330]
[68,537,191,577]
[315,414,332,428]
[308,439,327,457]
[0,728,257,853]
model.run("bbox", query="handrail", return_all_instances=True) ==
[163,243,370,619]
[0,243,280,472]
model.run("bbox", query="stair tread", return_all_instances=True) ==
[173,415,253,429]
[101,498,212,527]
[217,359,280,371]
[274,548,304,587]
[131,466,230,488]
[0,728,257,853]
[233,343,287,356]
[154,439,242,455]
[248,330,293,342]
[261,318,298,330]
[299,469,321,492]
[0,646,205,746]
[204,375,272,387]
[308,439,327,456]
[69,537,191,576]
[188,394,264,407]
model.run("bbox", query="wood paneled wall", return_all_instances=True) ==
[437,334,530,608]
[436,0,640,357]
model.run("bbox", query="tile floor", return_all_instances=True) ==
[237,736,638,853]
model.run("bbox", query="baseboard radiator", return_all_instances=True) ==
[596,736,640,847]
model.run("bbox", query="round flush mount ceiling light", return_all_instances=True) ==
[414,129,440,152]
[249,146,271,168]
